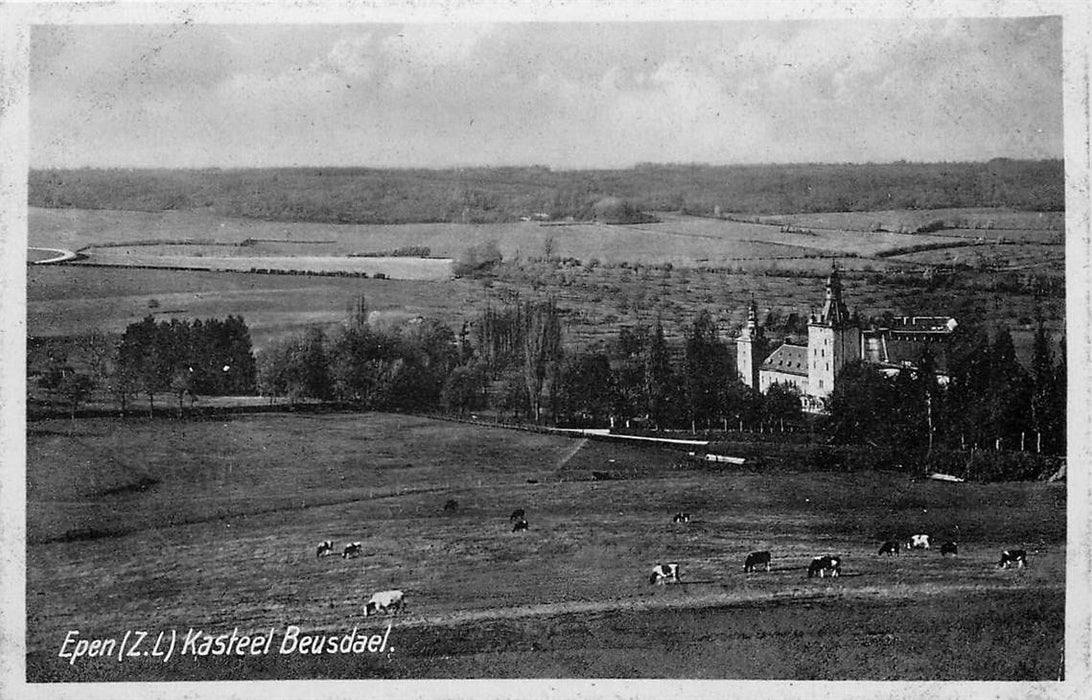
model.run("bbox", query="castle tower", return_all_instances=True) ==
[736,298,765,389]
[807,265,860,400]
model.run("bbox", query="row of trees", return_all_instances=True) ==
[825,322,1066,456]
[33,297,1065,462]
[117,316,257,412]
[34,316,257,415]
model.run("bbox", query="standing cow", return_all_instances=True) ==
[744,551,772,572]
[672,513,691,523]
[807,555,842,578]
[364,589,406,616]
[998,549,1028,568]
[940,541,959,556]
[509,508,526,521]
[649,563,681,585]
[342,542,363,559]
[512,519,529,533]
[906,534,931,550]
[878,540,900,556]
[316,540,334,558]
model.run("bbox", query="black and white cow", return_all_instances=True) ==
[878,540,900,556]
[744,551,772,572]
[672,513,691,523]
[649,563,680,585]
[906,534,931,550]
[509,508,526,521]
[807,555,842,578]
[316,540,334,558]
[342,541,363,559]
[364,589,405,616]
[512,519,529,533]
[998,549,1028,569]
[940,541,958,556]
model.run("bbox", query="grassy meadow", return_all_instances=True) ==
[25,412,1065,680]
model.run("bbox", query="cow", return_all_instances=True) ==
[672,513,691,523]
[998,549,1028,569]
[509,508,526,521]
[364,589,405,616]
[906,534,932,550]
[443,499,459,513]
[512,519,529,533]
[316,540,334,558]
[649,563,680,585]
[940,541,958,556]
[807,555,842,578]
[744,551,772,572]
[878,540,900,556]
[342,542,363,559]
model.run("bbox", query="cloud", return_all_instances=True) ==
[29,18,1063,168]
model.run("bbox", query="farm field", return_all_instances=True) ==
[25,412,1065,681]
[888,242,1066,272]
[31,206,972,268]
[85,249,455,279]
[751,208,1065,236]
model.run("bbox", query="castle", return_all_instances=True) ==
[736,266,956,412]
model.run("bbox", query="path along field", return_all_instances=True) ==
[26,412,1066,680]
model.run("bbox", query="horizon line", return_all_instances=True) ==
[28,157,1064,173]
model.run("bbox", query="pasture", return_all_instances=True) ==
[26,412,1066,681]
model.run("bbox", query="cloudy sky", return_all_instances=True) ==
[29,16,1063,169]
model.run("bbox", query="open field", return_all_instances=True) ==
[887,242,1066,272]
[752,208,1065,236]
[26,412,1065,680]
[32,207,973,268]
[85,249,455,279]
[27,205,1065,355]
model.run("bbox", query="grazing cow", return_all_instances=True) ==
[998,549,1028,569]
[672,513,691,523]
[940,541,958,556]
[906,534,932,550]
[649,563,680,585]
[342,542,363,559]
[364,589,405,616]
[443,499,459,513]
[744,551,772,572]
[878,540,900,556]
[509,508,526,521]
[512,519,529,533]
[807,555,842,578]
[316,540,334,558]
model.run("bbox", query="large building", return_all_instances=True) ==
[736,266,955,412]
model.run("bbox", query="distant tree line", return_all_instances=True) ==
[30,159,1063,225]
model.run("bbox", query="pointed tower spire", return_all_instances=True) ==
[818,262,850,327]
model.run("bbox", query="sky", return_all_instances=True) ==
[29,16,1064,169]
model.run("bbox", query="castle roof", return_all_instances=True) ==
[761,343,808,377]
[811,265,853,327]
